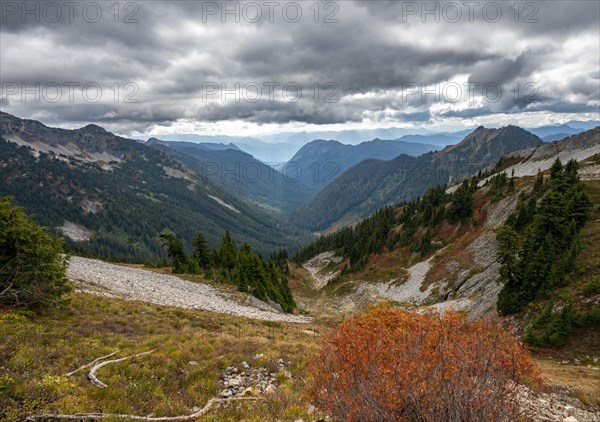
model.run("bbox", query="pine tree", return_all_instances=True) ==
[497,160,591,316]
[533,170,544,194]
[192,233,210,270]
[236,243,253,292]
[549,158,565,192]
[159,231,197,274]
[218,230,238,282]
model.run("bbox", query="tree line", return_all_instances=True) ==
[159,230,295,313]
[294,172,483,275]
[496,159,597,346]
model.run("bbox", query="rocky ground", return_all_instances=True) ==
[303,251,342,289]
[68,256,310,323]
[218,357,290,399]
[518,383,600,422]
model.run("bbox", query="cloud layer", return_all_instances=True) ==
[1,0,598,135]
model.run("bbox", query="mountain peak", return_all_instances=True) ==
[146,137,165,146]
[78,123,108,134]
[443,125,543,159]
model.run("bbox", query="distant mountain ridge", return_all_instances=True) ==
[145,137,313,212]
[0,112,306,261]
[285,138,438,191]
[293,125,545,231]
[143,134,299,163]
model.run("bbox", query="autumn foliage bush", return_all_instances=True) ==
[309,305,540,421]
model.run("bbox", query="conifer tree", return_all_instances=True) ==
[192,233,210,270]
[0,197,71,308]
[218,230,238,281]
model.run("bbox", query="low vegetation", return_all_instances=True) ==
[309,304,540,421]
[0,293,322,421]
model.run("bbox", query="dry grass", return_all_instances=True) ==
[0,292,324,421]
[351,249,410,284]
[535,359,600,407]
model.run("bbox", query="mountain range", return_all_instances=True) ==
[145,138,313,212]
[0,112,308,261]
[282,138,438,191]
[293,126,545,231]
[141,121,598,163]
[2,111,598,263]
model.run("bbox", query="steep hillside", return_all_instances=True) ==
[0,112,306,262]
[146,138,312,212]
[285,138,437,192]
[287,139,437,191]
[485,126,600,179]
[294,125,544,232]
[293,130,600,354]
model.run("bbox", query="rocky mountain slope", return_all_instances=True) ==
[294,127,599,323]
[487,126,600,179]
[294,125,544,232]
[68,256,309,322]
[146,138,313,212]
[0,112,306,262]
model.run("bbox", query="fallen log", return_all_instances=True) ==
[25,397,260,421]
[88,350,156,388]
[65,351,119,377]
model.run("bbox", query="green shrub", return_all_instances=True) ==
[583,277,600,296]
[0,197,71,308]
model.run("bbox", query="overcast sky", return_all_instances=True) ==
[1,0,599,137]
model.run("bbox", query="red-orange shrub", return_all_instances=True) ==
[309,305,540,421]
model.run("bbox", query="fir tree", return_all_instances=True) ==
[192,233,210,270]
[218,230,238,282]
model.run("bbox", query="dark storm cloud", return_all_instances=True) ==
[1,0,598,134]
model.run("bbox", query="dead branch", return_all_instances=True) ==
[88,350,156,388]
[65,351,119,377]
[25,397,260,421]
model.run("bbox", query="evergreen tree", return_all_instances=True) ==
[236,243,255,293]
[192,233,210,269]
[159,231,198,273]
[549,158,565,191]
[0,197,71,308]
[447,180,474,224]
[497,160,592,315]
[533,170,544,193]
[218,230,238,281]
